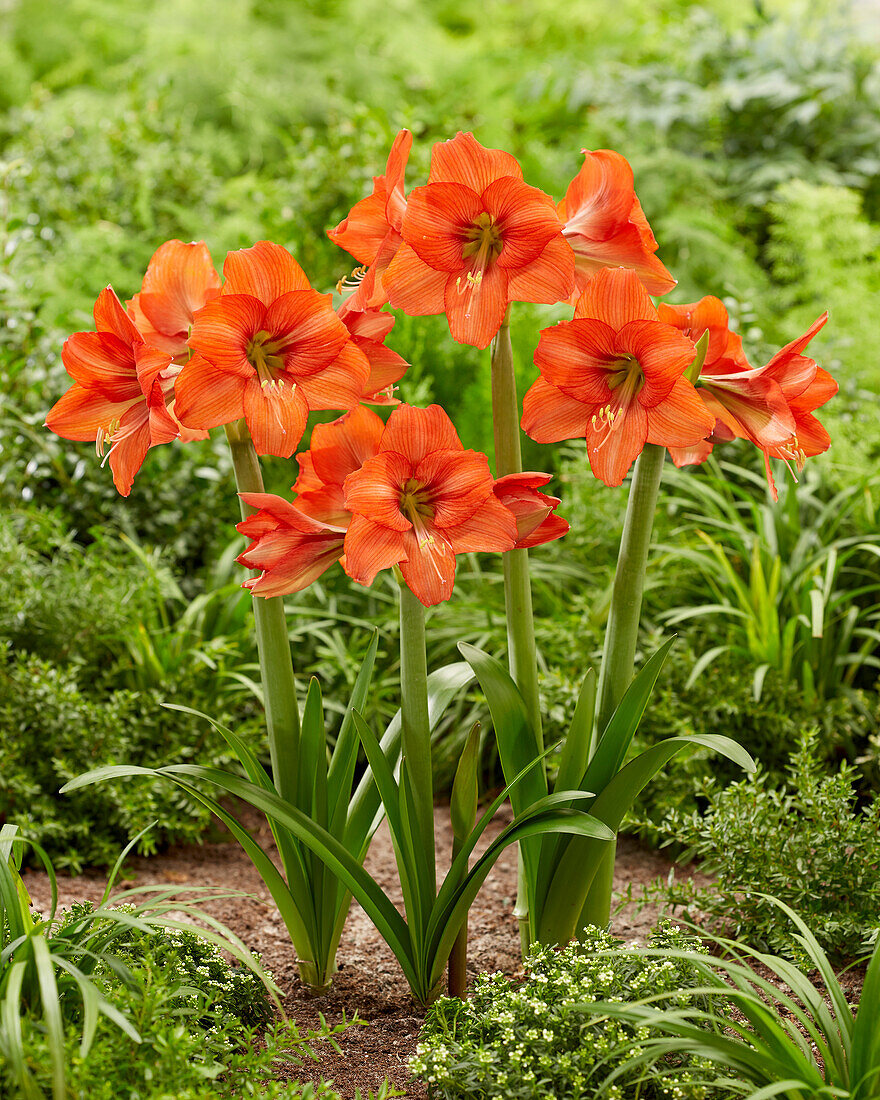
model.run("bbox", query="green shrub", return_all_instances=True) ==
[2,893,393,1099]
[411,922,727,1099]
[0,650,233,870]
[653,731,880,960]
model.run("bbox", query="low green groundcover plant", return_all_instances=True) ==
[653,731,880,959]
[3,899,397,1100]
[410,921,727,1099]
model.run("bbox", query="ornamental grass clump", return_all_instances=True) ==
[411,922,727,1100]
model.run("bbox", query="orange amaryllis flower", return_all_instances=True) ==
[126,240,221,359]
[343,404,517,606]
[383,132,575,350]
[522,268,714,487]
[237,497,346,597]
[493,473,569,548]
[761,313,834,499]
[559,150,676,298]
[336,296,409,404]
[328,129,412,311]
[45,288,179,496]
[174,241,370,457]
[658,296,795,466]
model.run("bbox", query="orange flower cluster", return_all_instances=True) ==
[47,128,835,575]
[237,404,568,607]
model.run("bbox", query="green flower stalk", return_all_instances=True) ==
[224,420,301,804]
[490,305,544,952]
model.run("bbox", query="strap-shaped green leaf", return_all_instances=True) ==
[539,734,754,944]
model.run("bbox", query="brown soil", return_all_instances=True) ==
[20,806,707,1099]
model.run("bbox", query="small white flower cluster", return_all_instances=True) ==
[411,922,721,1099]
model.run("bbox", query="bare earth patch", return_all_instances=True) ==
[20,805,708,1098]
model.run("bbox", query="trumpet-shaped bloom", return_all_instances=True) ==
[328,129,412,311]
[559,150,676,298]
[336,296,409,404]
[237,496,347,597]
[383,132,575,350]
[126,240,221,360]
[174,242,370,457]
[522,268,714,487]
[46,288,179,496]
[343,404,518,605]
[761,313,834,499]
[658,299,833,497]
[493,473,569,548]
[658,296,794,465]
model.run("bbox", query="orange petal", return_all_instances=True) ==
[127,293,188,358]
[244,533,345,596]
[404,182,482,271]
[338,305,395,343]
[358,341,409,400]
[483,176,561,270]
[587,401,649,487]
[645,378,715,447]
[93,286,143,346]
[383,243,449,316]
[399,528,456,606]
[383,128,412,231]
[328,190,390,266]
[444,492,518,553]
[342,514,406,586]
[558,150,635,240]
[574,267,658,327]
[137,240,221,340]
[222,241,311,302]
[535,319,618,404]
[108,405,152,497]
[669,439,714,467]
[570,234,677,298]
[521,377,591,444]
[343,451,412,530]
[173,353,248,429]
[188,295,265,376]
[243,374,309,458]
[46,384,136,442]
[507,234,576,305]
[61,332,141,402]
[310,405,385,485]
[292,450,321,495]
[428,132,522,192]
[294,485,350,527]
[267,290,349,377]
[379,403,463,461]
[134,344,174,396]
[296,341,371,411]
[444,262,507,349]
[415,449,495,527]
[620,320,696,406]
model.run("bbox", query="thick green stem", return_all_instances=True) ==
[490,309,543,743]
[579,443,666,934]
[595,444,667,734]
[225,421,301,801]
[490,306,543,953]
[398,573,436,895]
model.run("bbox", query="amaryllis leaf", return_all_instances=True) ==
[428,806,614,988]
[554,668,595,795]
[538,735,754,944]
